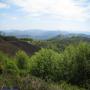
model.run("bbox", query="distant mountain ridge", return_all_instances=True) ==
[0,30,90,40]
[1,30,62,40]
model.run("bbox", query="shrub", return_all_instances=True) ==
[4,60,19,75]
[30,42,90,89]
[0,52,10,75]
[62,42,90,88]
[30,48,61,81]
[16,50,30,74]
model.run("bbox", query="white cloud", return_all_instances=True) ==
[9,0,87,21]
[1,0,89,32]
[0,2,9,8]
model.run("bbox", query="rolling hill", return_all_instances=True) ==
[0,35,40,56]
[0,32,90,55]
[30,33,90,52]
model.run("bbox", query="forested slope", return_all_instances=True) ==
[0,35,90,90]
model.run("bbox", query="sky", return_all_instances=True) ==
[0,0,90,33]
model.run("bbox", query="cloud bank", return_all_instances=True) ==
[0,0,90,32]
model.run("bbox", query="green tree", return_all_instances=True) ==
[16,50,30,74]
[30,48,61,81]
[63,42,90,88]
[0,51,19,76]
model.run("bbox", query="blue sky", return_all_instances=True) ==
[0,0,90,33]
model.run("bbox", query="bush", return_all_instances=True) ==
[30,42,90,89]
[0,42,90,90]
[4,60,19,75]
[30,48,61,81]
[0,52,7,75]
[62,42,90,88]
[16,50,30,74]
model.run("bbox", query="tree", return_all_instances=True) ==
[16,50,30,74]
[30,48,61,81]
[63,42,90,87]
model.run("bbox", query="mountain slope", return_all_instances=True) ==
[48,34,90,44]
[30,34,90,52]
[0,36,40,56]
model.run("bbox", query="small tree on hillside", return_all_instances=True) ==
[16,50,30,74]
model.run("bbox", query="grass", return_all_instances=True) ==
[0,75,86,90]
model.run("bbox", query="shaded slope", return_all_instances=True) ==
[9,41,40,56]
[0,36,40,56]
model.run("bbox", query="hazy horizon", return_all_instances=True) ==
[0,0,90,33]
[0,29,90,35]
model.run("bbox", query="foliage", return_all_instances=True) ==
[62,42,90,85]
[30,42,90,89]
[4,60,19,75]
[0,51,19,76]
[20,38,33,42]
[0,42,90,90]
[16,50,30,74]
[30,48,61,81]
[30,36,90,53]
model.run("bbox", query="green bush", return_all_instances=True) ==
[0,42,90,90]
[16,50,30,74]
[4,60,19,75]
[62,42,90,88]
[30,48,61,81]
[0,51,19,76]
[30,42,90,89]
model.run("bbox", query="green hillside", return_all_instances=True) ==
[0,35,90,90]
[27,34,90,52]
